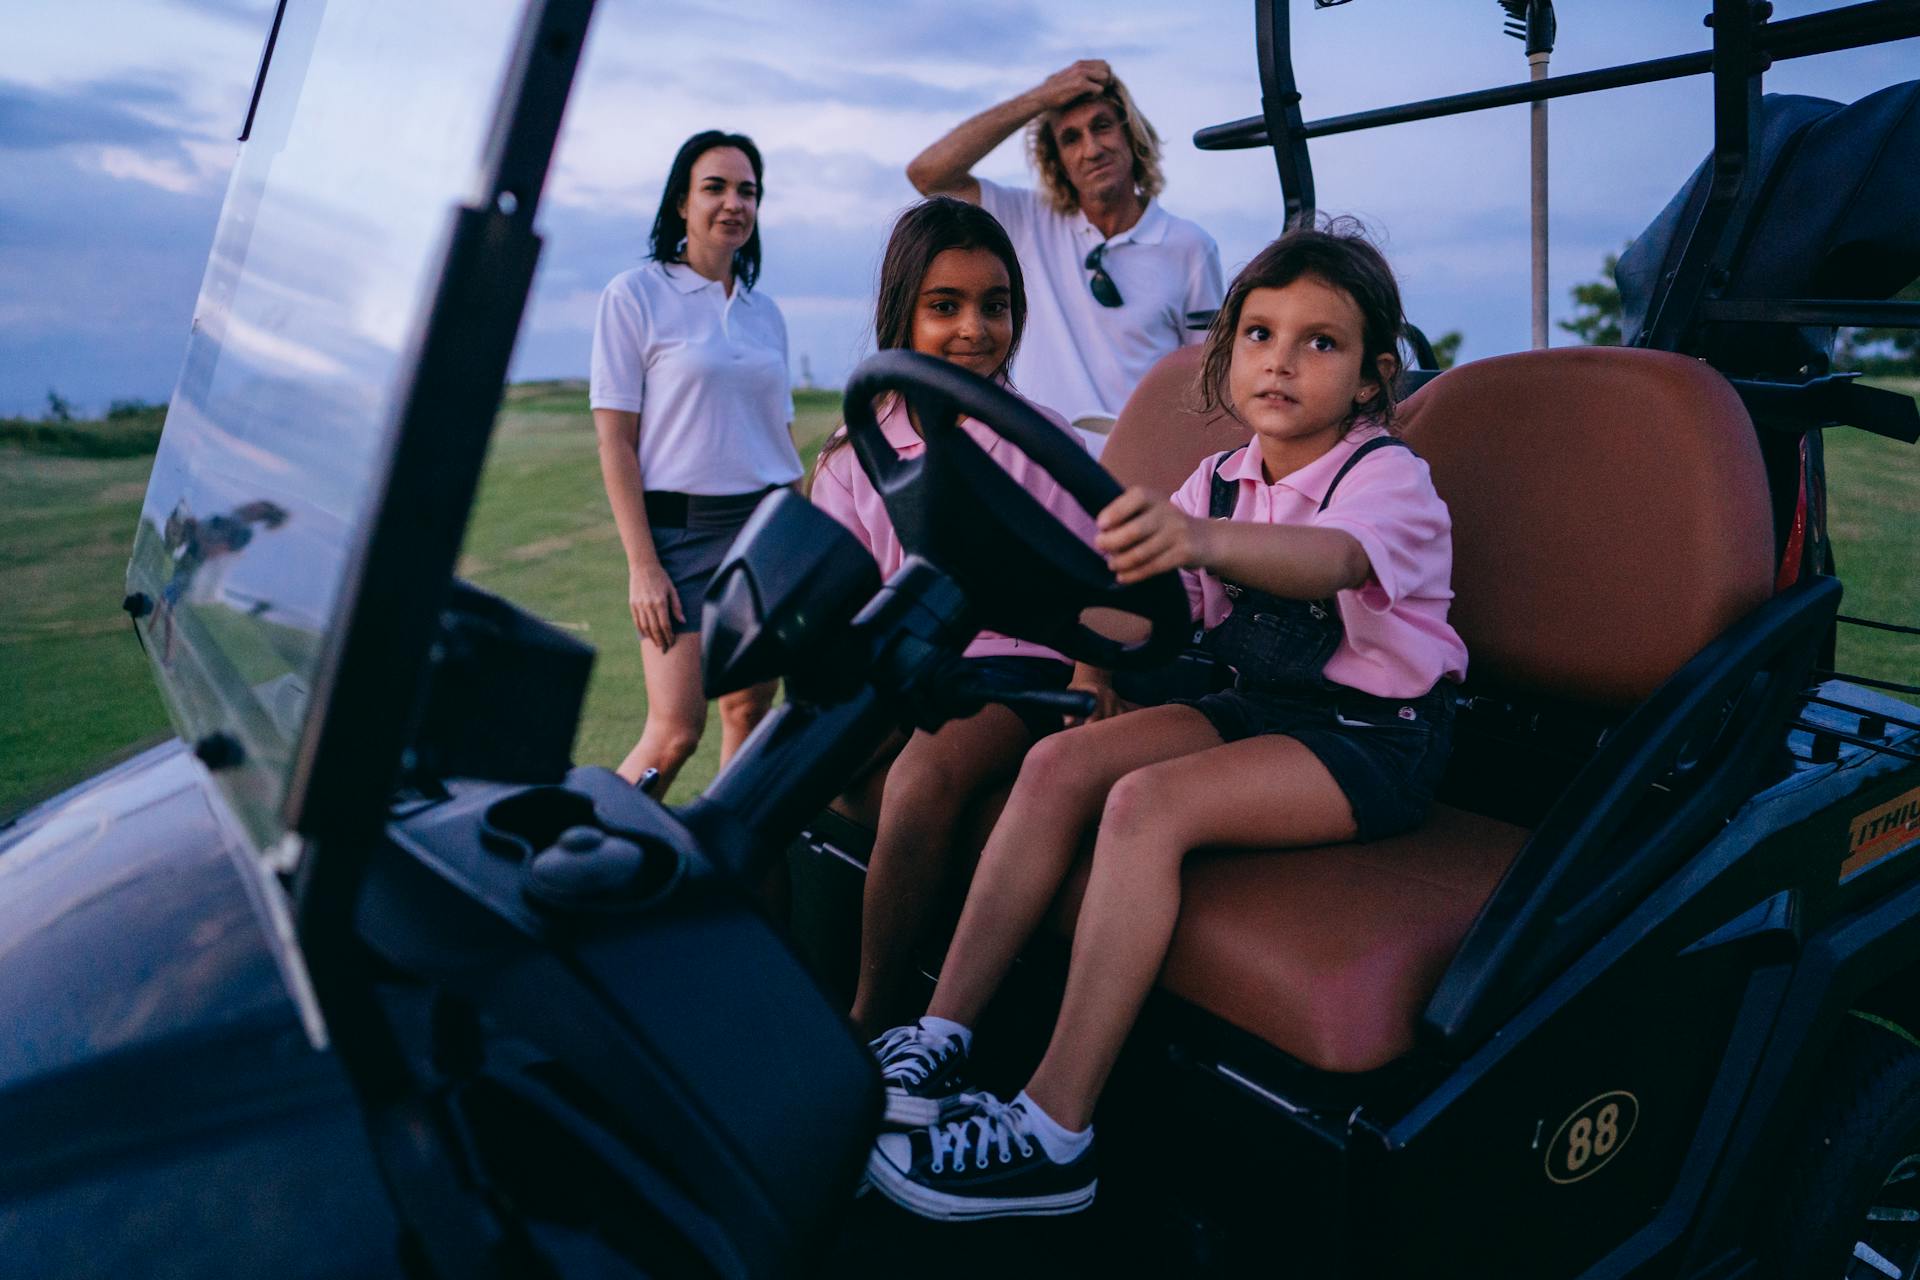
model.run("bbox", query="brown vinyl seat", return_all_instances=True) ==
[1036,343,1774,1073]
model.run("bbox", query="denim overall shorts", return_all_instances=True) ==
[1173,436,1456,841]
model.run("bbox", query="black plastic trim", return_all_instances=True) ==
[1425,574,1843,1049]
[1194,2,1920,152]
[1254,0,1314,230]
[289,0,596,866]
[238,0,288,142]
[1702,298,1920,328]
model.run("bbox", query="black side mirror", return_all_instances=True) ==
[700,490,882,702]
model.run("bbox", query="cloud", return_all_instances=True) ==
[164,0,275,27]
[0,80,178,151]
[684,57,985,114]
[0,147,225,414]
[712,0,1061,64]
[96,145,206,194]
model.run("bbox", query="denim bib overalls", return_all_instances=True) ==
[1200,436,1413,693]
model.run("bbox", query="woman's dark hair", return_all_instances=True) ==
[812,198,1028,478]
[1198,217,1406,429]
[649,130,764,289]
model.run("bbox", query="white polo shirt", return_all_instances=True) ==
[590,260,802,495]
[977,179,1224,450]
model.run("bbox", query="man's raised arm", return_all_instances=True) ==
[906,60,1112,201]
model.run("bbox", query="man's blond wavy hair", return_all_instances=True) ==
[1025,76,1164,215]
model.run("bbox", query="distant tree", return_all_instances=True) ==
[44,389,73,422]
[1431,330,1463,370]
[1835,278,1920,375]
[1559,251,1623,347]
[107,398,161,419]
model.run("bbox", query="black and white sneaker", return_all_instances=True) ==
[866,1092,1097,1221]
[870,1024,975,1128]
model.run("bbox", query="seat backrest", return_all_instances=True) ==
[1101,345,1249,496]
[1104,344,1776,710]
[1400,347,1774,707]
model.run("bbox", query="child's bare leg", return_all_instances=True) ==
[924,705,1222,1030]
[1024,735,1358,1131]
[851,704,1033,1035]
[828,729,909,827]
[716,678,778,767]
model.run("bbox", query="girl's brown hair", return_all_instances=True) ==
[813,198,1029,477]
[1198,219,1407,430]
[1026,76,1164,216]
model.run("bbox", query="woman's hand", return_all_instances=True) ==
[629,560,684,651]
[1095,487,1213,585]
[1065,662,1123,727]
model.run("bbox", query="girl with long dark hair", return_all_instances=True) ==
[812,197,1092,1043]
[866,224,1467,1221]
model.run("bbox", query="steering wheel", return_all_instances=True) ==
[842,350,1190,670]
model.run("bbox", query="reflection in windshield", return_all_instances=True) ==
[128,0,528,851]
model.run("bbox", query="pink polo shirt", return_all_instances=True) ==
[811,395,1094,663]
[1170,427,1468,698]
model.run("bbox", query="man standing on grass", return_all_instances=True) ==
[908,60,1225,455]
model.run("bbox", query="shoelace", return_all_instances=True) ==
[869,1026,949,1087]
[928,1094,1036,1174]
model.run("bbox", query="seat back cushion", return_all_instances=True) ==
[1100,345,1249,495]
[1397,347,1774,707]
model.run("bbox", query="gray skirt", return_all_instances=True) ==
[646,488,776,634]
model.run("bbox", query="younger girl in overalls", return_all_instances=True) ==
[864,225,1468,1221]
[811,197,1094,1040]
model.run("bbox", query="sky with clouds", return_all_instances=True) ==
[3,0,1916,418]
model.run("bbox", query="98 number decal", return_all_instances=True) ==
[1545,1091,1639,1184]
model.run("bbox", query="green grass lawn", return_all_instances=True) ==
[457,382,842,800]
[1827,377,1920,687]
[3,378,1916,818]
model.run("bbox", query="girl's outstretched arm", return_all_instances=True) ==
[1095,486,1370,599]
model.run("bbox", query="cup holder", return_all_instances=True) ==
[480,787,598,862]
[485,785,685,913]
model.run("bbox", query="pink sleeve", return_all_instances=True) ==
[1169,455,1223,621]
[1311,449,1451,612]
[809,438,878,557]
[1024,405,1097,545]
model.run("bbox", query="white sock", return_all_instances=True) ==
[1015,1090,1092,1163]
[918,1014,972,1054]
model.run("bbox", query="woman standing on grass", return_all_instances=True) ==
[591,130,801,792]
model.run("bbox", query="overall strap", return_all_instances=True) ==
[1208,446,1248,519]
[1318,436,1414,513]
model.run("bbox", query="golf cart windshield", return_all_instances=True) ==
[126,0,534,853]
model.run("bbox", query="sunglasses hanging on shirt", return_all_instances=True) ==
[1084,242,1124,308]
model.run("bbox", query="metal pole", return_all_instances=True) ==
[1530,50,1549,348]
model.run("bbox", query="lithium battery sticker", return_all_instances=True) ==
[1842,784,1920,881]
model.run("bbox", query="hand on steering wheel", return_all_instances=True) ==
[841,351,1190,670]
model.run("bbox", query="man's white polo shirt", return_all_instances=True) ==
[590,260,801,496]
[977,178,1224,451]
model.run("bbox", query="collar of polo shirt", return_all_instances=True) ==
[663,261,727,294]
[875,396,1014,462]
[1219,425,1389,503]
[1074,199,1170,250]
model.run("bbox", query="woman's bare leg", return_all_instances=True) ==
[716,678,778,767]
[923,705,1223,1031]
[850,704,1034,1036]
[618,637,706,789]
[1023,736,1358,1130]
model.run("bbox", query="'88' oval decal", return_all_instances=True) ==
[1545,1091,1638,1184]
